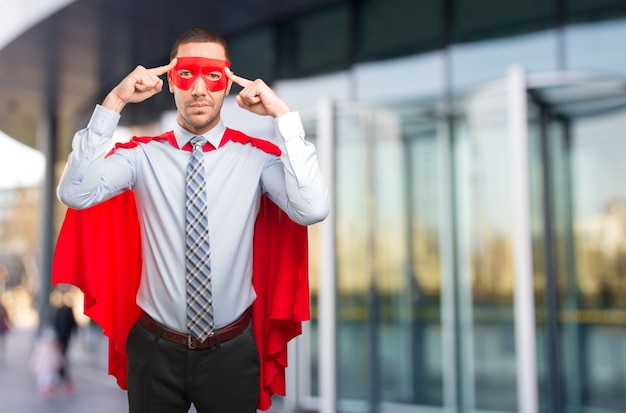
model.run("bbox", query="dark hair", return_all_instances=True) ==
[170,28,231,61]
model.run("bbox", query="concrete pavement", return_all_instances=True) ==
[0,326,283,413]
[0,326,129,413]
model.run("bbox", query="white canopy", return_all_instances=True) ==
[0,130,45,190]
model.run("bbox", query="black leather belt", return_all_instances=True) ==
[139,308,251,349]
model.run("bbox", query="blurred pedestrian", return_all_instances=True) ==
[29,327,64,399]
[0,301,10,357]
[53,293,78,393]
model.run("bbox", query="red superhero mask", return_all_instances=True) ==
[169,57,231,92]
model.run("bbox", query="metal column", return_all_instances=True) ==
[317,96,337,413]
[508,65,539,413]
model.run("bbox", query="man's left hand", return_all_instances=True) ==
[225,67,291,118]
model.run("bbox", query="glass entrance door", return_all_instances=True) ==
[451,73,626,413]
[530,79,626,413]
[303,71,626,413]
[452,76,524,413]
[331,103,449,409]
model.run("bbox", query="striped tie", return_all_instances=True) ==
[185,136,214,342]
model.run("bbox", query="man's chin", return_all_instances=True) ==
[181,115,218,133]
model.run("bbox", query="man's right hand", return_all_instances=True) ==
[103,59,177,113]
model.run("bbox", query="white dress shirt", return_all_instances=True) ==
[57,104,328,331]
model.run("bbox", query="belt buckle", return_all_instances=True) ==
[187,335,196,350]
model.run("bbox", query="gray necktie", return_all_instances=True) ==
[185,136,214,342]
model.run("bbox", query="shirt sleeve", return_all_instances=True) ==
[262,112,329,225]
[57,105,134,209]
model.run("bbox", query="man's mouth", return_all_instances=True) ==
[189,101,211,109]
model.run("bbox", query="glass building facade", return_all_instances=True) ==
[3,0,624,412]
[223,1,626,412]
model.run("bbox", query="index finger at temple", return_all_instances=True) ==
[225,67,252,87]
[150,58,178,77]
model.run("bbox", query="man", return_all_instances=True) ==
[54,27,328,413]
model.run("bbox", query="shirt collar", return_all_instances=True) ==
[173,120,226,150]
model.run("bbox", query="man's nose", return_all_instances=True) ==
[191,77,208,95]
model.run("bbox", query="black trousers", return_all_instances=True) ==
[126,319,260,413]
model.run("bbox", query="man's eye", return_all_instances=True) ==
[206,71,223,81]
[178,70,194,78]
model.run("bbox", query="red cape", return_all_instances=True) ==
[52,129,310,410]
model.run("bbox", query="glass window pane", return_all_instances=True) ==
[358,0,443,61]
[531,87,626,413]
[354,52,446,103]
[454,89,518,411]
[567,109,626,412]
[334,104,446,408]
[565,20,626,76]
[335,110,371,403]
[302,118,321,398]
[404,114,445,406]
[291,6,351,77]
[451,31,558,91]
[453,0,556,43]
[567,0,626,23]
[371,108,444,406]
[228,27,274,83]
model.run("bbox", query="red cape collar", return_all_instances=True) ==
[107,128,282,156]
